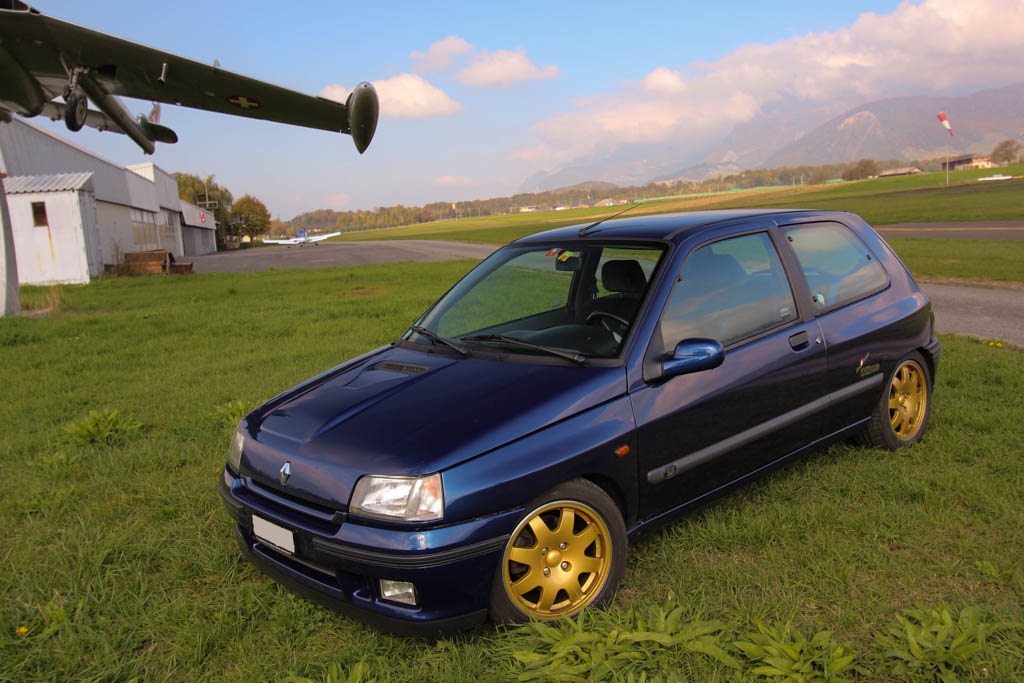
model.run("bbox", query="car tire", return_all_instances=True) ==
[490,478,627,624]
[860,351,932,449]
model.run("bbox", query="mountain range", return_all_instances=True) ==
[521,83,1024,191]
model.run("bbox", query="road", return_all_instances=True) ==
[918,281,1023,347]
[187,233,1023,347]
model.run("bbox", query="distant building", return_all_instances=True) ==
[0,119,216,284]
[879,166,923,177]
[941,154,996,172]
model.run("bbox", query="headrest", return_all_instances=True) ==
[602,259,646,293]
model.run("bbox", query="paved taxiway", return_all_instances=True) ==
[187,225,1024,347]
[188,240,496,273]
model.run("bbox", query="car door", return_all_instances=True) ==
[630,229,828,524]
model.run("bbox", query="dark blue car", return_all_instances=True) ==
[219,209,939,634]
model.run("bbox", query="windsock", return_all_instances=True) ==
[937,111,954,136]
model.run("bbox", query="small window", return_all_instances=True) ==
[662,232,797,346]
[782,222,888,311]
[31,202,48,227]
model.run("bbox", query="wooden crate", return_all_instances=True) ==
[125,249,169,275]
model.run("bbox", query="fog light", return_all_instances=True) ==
[379,579,418,606]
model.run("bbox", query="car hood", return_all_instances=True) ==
[242,344,626,508]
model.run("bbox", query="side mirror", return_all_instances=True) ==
[662,338,724,379]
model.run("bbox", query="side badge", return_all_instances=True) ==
[280,461,292,485]
[857,353,880,378]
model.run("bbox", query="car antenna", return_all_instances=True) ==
[577,202,641,236]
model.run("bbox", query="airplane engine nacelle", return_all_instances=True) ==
[345,82,379,154]
[0,43,47,116]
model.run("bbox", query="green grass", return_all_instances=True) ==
[341,166,1024,253]
[2,264,1023,681]
[886,239,1024,284]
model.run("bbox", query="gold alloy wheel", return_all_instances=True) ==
[888,359,928,441]
[501,500,613,619]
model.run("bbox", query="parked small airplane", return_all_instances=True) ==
[263,231,342,247]
[0,1,378,155]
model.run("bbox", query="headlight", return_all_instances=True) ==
[227,425,245,472]
[350,473,444,522]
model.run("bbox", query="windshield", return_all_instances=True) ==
[412,242,665,360]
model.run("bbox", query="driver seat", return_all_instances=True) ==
[590,259,646,324]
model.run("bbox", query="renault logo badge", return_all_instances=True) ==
[279,461,292,485]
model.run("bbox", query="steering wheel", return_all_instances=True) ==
[586,311,631,342]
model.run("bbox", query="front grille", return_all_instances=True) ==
[254,538,338,582]
[241,476,345,533]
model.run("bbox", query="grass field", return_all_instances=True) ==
[337,164,1024,247]
[2,252,1022,680]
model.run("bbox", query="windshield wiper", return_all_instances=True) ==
[460,334,586,365]
[406,325,470,357]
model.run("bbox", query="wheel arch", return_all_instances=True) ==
[580,472,632,528]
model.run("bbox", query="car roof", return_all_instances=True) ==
[516,208,839,244]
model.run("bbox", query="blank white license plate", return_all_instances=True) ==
[252,515,295,555]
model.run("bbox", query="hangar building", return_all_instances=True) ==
[0,119,216,285]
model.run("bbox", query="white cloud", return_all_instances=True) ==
[457,49,561,87]
[321,75,463,119]
[411,36,473,73]
[640,67,687,96]
[514,0,1024,167]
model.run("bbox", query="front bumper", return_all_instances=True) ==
[218,468,517,635]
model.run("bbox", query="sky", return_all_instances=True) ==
[22,0,1024,220]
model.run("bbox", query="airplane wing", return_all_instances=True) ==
[0,2,378,154]
[306,232,342,243]
[262,237,303,245]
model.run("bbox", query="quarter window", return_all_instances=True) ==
[782,222,888,311]
[662,232,797,346]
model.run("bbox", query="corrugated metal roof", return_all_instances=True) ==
[3,172,94,194]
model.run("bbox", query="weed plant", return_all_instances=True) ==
[1,262,1022,681]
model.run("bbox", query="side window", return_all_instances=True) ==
[661,232,797,347]
[782,222,888,311]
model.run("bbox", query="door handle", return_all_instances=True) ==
[789,330,810,351]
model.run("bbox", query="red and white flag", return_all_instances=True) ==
[937,111,954,136]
